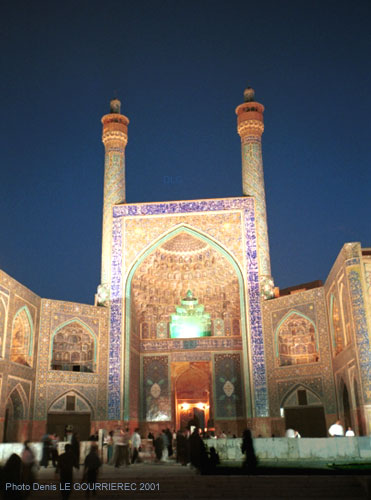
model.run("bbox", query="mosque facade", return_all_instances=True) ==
[1,89,371,442]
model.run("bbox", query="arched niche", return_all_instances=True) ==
[130,229,243,341]
[10,306,33,367]
[275,310,319,366]
[3,386,27,442]
[51,319,96,372]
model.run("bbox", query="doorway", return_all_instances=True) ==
[285,406,327,437]
[47,413,91,440]
[173,361,211,430]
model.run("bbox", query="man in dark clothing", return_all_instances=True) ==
[0,454,23,499]
[176,429,189,465]
[83,444,102,497]
[153,434,163,461]
[40,433,51,468]
[241,429,258,473]
[165,428,173,457]
[71,433,80,469]
[188,427,208,472]
[58,444,76,499]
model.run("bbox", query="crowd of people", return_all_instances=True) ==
[0,425,257,497]
[0,419,359,498]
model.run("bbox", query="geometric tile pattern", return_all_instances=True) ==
[142,355,170,421]
[346,262,371,403]
[110,197,269,419]
[34,300,109,421]
[214,353,244,419]
[262,288,337,416]
[241,138,271,279]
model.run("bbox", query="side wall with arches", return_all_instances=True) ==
[0,270,41,443]
[262,285,337,436]
[32,298,109,440]
[324,243,371,435]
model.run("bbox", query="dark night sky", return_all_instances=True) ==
[1,0,370,305]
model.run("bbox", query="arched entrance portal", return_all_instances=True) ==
[47,392,92,440]
[125,226,250,428]
[173,362,211,430]
[282,385,327,437]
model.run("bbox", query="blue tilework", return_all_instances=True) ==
[109,197,269,419]
[346,260,371,404]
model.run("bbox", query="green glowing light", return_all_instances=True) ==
[170,290,211,339]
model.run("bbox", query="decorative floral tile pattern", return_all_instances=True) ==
[109,197,269,419]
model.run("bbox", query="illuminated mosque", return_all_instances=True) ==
[1,88,371,442]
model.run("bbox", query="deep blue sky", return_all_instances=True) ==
[1,0,370,305]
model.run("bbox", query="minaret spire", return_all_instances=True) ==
[236,86,274,299]
[97,98,129,306]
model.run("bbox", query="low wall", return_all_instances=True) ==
[2,437,371,465]
[205,437,371,461]
[0,441,93,466]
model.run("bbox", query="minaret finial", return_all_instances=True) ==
[243,86,255,102]
[110,98,121,114]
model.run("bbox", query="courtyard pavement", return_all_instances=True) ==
[3,460,371,500]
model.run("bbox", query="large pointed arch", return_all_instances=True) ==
[123,224,251,420]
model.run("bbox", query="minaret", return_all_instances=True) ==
[97,98,129,306]
[236,87,274,299]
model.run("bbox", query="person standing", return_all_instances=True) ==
[345,426,355,436]
[21,441,36,491]
[51,433,59,468]
[40,433,51,468]
[131,428,141,464]
[58,444,76,500]
[154,433,163,462]
[188,427,208,472]
[176,429,188,466]
[71,432,80,469]
[83,444,102,497]
[122,428,131,466]
[161,429,169,461]
[1,454,23,499]
[165,428,173,458]
[112,428,124,467]
[105,430,114,464]
[241,429,258,472]
[328,420,344,437]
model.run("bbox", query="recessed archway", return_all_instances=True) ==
[3,386,27,442]
[124,225,251,423]
[47,391,92,440]
[10,306,33,366]
[173,362,211,430]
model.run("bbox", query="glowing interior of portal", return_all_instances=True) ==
[170,290,211,339]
